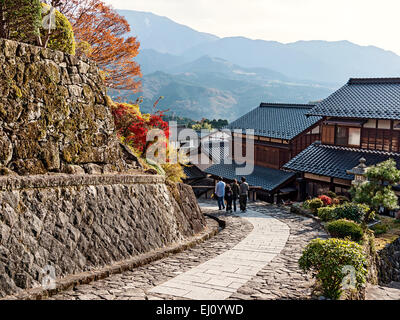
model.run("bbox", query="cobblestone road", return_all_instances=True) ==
[366,282,400,300]
[50,202,327,300]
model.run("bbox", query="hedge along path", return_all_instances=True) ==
[149,204,290,300]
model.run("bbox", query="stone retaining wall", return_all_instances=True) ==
[377,238,400,284]
[0,38,135,176]
[0,174,206,298]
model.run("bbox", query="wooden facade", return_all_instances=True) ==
[321,118,400,153]
[281,78,400,201]
[233,122,321,171]
[296,118,400,198]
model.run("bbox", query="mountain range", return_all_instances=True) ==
[112,9,400,121]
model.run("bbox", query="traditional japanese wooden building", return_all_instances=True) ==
[284,78,400,199]
[204,103,323,201]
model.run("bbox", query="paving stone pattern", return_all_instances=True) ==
[50,210,254,300]
[366,282,400,300]
[149,204,290,300]
[50,202,327,300]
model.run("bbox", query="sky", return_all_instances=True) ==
[103,0,400,55]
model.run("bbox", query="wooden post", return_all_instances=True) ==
[329,178,335,193]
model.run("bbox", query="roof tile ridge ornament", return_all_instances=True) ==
[259,102,316,109]
[348,77,400,85]
[318,143,400,156]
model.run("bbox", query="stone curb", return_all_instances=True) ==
[289,204,323,224]
[2,218,222,300]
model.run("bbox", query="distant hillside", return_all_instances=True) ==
[111,69,335,121]
[182,37,400,83]
[135,49,187,75]
[118,10,218,55]
[166,56,288,82]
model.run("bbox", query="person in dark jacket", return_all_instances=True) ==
[239,177,249,212]
[231,179,240,212]
[225,185,233,213]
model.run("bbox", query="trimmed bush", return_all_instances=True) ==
[41,4,76,55]
[299,238,368,300]
[336,195,350,204]
[327,191,337,199]
[326,219,364,242]
[317,206,337,222]
[302,200,311,210]
[334,203,374,223]
[308,198,324,215]
[371,223,388,236]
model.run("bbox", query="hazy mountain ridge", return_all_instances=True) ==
[119,10,219,55]
[116,9,400,120]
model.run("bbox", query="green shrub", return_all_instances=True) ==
[162,162,187,183]
[371,223,389,236]
[308,198,324,215]
[318,206,337,222]
[299,238,368,300]
[302,200,311,209]
[336,195,350,204]
[327,191,337,199]
[334,203,374,223]
[326,219,364,242]
[41,4,76,54]
[3,0,42,44]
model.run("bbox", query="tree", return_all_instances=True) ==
[192,122,212,131]
[352,159,400,212]
[61,0,141,91]
[0,0,41,43]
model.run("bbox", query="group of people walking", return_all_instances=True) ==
[214,177,249,213]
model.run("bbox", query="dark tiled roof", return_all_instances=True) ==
[205,162,295,192]
[183,165,205,180]
[226,103,321,140]
[308,78,400,120]
[283,142,400,180]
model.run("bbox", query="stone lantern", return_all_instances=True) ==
[346,157,368,186]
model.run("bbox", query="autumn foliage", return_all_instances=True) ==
[318,195,333,206]
[61,0,141,91]
[111,102,169,154]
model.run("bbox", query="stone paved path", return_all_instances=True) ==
[366,282,400,300]
[50,202,327,300]
[148,204,290,300]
